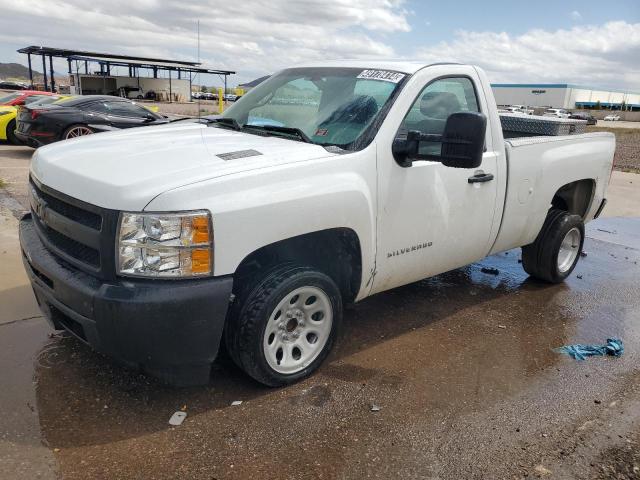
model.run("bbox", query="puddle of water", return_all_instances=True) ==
[2,220,638,479]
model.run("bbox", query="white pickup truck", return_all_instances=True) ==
[20,61,615,387]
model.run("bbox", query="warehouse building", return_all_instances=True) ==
[491,83,640,111]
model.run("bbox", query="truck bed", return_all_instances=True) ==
[490,131,616,255]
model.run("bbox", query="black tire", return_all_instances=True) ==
[63,124,93,140]
[522,209,584,283]
[224,263,342,387]
[6,120,21,145]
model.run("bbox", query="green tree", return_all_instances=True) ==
[200,85,208,93]
[595,100,601,110]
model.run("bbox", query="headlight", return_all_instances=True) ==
[117,211,212,278]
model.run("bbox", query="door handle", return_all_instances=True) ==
[468,172,494,184]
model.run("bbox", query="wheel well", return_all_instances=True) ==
[551,179,595,218]
[233,228,363,303]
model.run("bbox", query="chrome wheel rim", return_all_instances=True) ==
[65,126,93,139]
[558,227,581,273]
[263,286,333,374]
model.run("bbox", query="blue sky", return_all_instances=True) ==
[402,0,639,40]
[0,0,638,89]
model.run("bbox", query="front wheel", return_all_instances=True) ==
[63,124,94,140]
[6,120,21,145]
[522,209,585,283]
[225,264,342,386]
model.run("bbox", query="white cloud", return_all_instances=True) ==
[570,10,582,21]
[414,21,640,89]
[1,2,638,90]
[0,0,410,84]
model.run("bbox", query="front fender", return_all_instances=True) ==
[145,150,377,299]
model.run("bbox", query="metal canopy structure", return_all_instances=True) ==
[17,46,235,98]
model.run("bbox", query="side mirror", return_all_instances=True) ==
[391,130,420,167]
[392,111,487,168]
[440,111,487,169]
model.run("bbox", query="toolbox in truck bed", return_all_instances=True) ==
[500,113,587,137]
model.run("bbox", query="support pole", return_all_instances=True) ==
[42,55,48,91]
[27,53,33,87]
[67,58,72,93]
[85,61,88,74]
[169,70,172,103]
[153,66,158,78]
[224,74,228,107]
[49,56,55,92]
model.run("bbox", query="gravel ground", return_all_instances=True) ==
[587,126,640,174]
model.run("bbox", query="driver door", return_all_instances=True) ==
[372,71,501,294]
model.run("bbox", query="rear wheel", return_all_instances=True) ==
[63,124,93,140]
[225,264,342,386]
[522,209,584,283]
[6,120,21,145]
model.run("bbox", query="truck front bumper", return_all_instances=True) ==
[19,214,234,386]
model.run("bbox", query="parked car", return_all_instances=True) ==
[604,114,621,121]
[569,112,597,125]
[15,95,169,147]
[543,108,571,118]
[0,90,56,106]
[19,62,615,387]
[223,93,238,102]
[509,105,534,115]
[119,86,146,100]
[0,80,29,90]
[0,95,67,144]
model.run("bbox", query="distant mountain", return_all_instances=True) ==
[0,62,43,81]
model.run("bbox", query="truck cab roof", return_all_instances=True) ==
[292,59,460,75]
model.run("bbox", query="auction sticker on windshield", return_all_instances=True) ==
[357,70,406,83]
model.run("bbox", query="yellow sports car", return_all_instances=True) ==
[0,105,19,144]
[1,95,68,144]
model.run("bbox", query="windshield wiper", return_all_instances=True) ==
[245,125,312,143]
[209,117,242,130]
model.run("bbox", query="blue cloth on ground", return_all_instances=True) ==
[555,338,624,360]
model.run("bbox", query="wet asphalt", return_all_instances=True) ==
[1,144,639,479]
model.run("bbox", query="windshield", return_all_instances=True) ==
[0,92,22,105]
[220,67,407,149]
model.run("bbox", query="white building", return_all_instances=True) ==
[491,84,640,111]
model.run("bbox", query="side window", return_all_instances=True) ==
[82,102,109,114]
[102,101,152,118]
[400,77,480,156]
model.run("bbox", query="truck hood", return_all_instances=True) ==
[31,122,337,210]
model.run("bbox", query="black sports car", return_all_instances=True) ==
[568,112,597,125]
[15,95,169,147]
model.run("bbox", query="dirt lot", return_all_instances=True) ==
[0,142,639,479]
[587,126,640,173]
[147,99,230,117]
